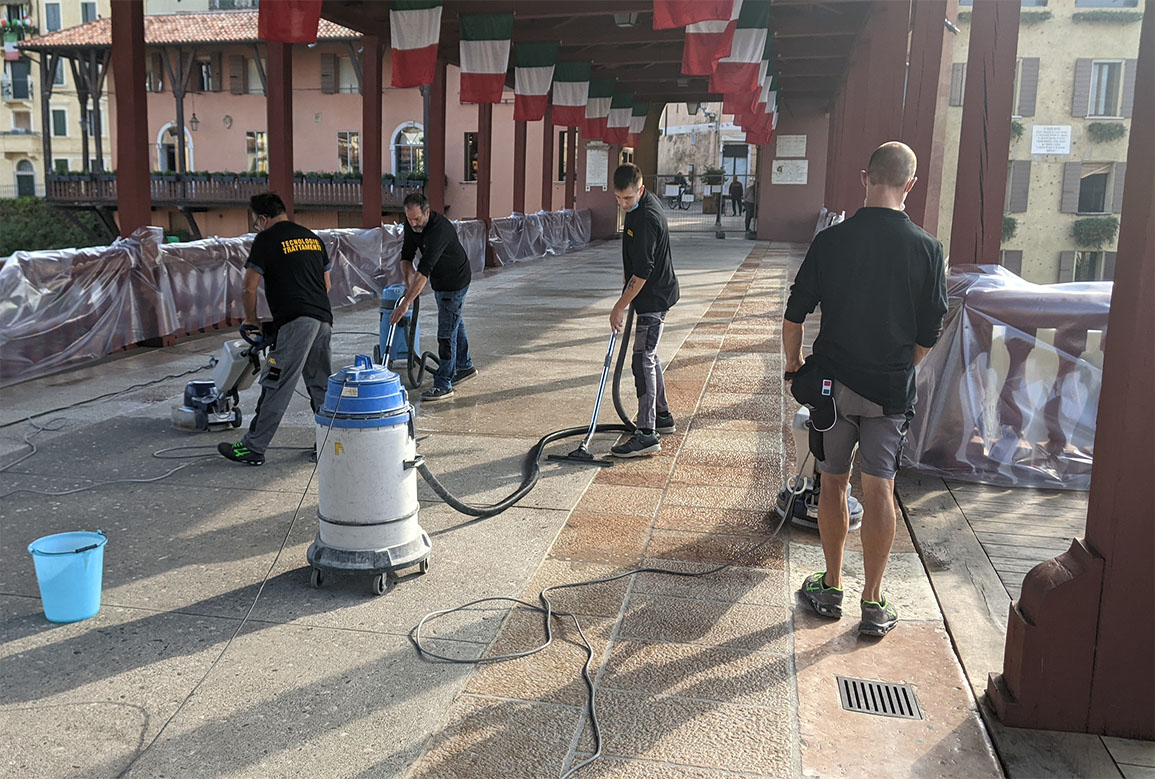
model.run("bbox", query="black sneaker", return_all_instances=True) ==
[655,412,676,434]
[453,366,479,384]
[611,430,661,458]
[421,386,455,402]
[218,441,265,466]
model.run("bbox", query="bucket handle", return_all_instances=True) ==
[35,529,105,555]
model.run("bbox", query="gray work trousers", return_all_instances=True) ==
[632,310,669,431]
[242,316,331,454]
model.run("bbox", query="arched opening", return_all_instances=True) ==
[392,123,424,178]
[15,160,35,197]
[155,122,194,172]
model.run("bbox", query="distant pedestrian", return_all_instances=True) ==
[728,176,744,215]
[786,142,947,637]
[743,182,757,233]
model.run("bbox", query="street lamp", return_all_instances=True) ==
[189,113,200,131]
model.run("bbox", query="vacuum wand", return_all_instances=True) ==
[547,331,617,467]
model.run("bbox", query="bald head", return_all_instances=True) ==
[866,142,917,189]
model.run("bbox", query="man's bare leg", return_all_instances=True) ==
[860,473,897,603]
[817,470,851,587]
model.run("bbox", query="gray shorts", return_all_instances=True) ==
[816,382,909,480]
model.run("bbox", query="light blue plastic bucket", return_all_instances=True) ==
[27,530,108,623]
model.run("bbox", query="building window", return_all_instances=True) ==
[337,131,360,174]
[44,2,61,32]
[11,109,31,132]
[1078,163,1112,213]
[393,123,424,177]
[52,59,66,87]
[81,1,98,22]
[337,56,359,94]
[246,58,264,95]
[1089,61,1123,117]
[1075,251,1104,281]
[15,159,35,196]
[4,58,32,100]
[464,132,478,182]
[1075,0,1137,6]
[54,158,69,174]
[246,131,268,174]
[194,60,213,93]
[51,107,67,136]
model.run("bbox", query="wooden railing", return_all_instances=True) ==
[44,174,425,210]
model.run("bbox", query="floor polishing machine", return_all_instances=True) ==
[171,323,275,432]
[776,405,864,531]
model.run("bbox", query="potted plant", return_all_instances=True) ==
[1072,216,1119,248]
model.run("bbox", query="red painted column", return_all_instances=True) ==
[477,102,494,265]
[111,0,150,235]
[949,0,1020,264]
[989,2,1155,739]
[825,83,846,213]
[427,58,447,213]
[266,41,295,218]
[513,119,527,213]
[541,98,554,212]
[902,0,957,234]
[565,126,578,209]
[361,34,383,228]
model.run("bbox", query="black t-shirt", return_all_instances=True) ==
[246,220,333,329]
[784,207,948,414]
[622,188,680,313]
[401,211,472,292]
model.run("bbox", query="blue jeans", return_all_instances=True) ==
[433,286,472,390]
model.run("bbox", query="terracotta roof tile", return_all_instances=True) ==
[20,11,357,50]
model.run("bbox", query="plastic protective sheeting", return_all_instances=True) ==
[0,220,491,388]
[488,209,593,265]
[904,264,1111,490]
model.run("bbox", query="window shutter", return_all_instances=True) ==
[1008,160,1031,213]
[1060,162,1082,214]
[1102,252,1116,281]
[1058,251,1076,283]
[211,52,223,93]
[320,53,337,94]
[1017,58,1038,117]
[151,52,165,92]
[1112,162,1126,214]
[1002,250,1023,276]
[229,55,246,94]
[949,63,966,107]
[1120,59,1137,119]
[1071,59,1092,117]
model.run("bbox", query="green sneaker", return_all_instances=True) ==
[800,571,843,618]
[217,441,265,466]
[859,598,899,637]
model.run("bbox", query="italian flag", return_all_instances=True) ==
[258,0,322,43]
[627,102,650,147]
[604,93,633,146]
[582,77,615,141]
[653,0,735,29]
[551,61,591,127]
[681,0,740,76]
[709,0,770,95]
[459,13,513,104]
[390,0,442,89]
[514,42,558,121]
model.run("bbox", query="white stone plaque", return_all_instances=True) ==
[585,146,609,190]
[776,134,807,158]
[1031,125,1072,155]
[772,159,809,185]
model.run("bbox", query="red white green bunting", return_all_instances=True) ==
[514,42,558,121]
[582,78,615,141]
[653,0,735,30]
[604,93,634,146]
[681,0,740,76]
[459,13,513,104]
[258,0,322,43]
[390,0,442,88]
[627,102,650,146]
[552,61,591,127]
[709,0,770,94]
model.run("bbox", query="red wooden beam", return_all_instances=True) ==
[477,102,494,264]
[111,0,150,235]
[541,99,554,212]
[427,59,447,213]
[361,33,383,228]
[513,119,527,214]
[267,41,295,218]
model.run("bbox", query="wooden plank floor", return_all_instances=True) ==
[944,481,1090,599]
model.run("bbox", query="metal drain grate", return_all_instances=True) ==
[836,676,923,720]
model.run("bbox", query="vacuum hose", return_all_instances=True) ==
[404,294,442,390]
[416,307,638,519]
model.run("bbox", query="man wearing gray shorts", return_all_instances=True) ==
[784,142,947,636]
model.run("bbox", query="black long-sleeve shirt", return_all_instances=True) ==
[401,211,471,292]
[784,207,948,414]
[622,188,679,313]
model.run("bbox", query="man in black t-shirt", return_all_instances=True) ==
[785,142,947,637]
[219,192,332,466]
[609,163,680,457]
[389,192,475,402]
